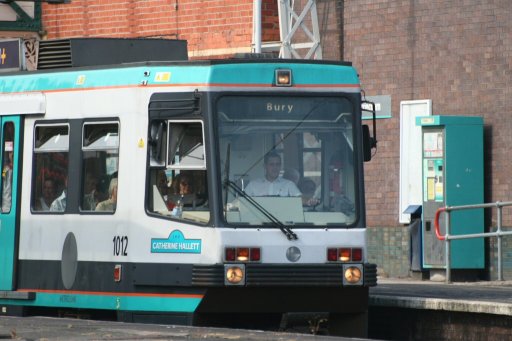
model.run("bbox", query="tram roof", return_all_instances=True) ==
[0,39,360,93]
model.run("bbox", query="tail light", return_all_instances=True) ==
[352,248,363,261]
[225,247,261,262]
[327,247,363,262]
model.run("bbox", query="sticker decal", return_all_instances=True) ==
[154,72,171,82]
[151,230,201,254]
[76,75,86,85]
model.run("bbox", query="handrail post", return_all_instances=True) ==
[445,209,451,284]
[497,202,503,281]
[433,200,512,284]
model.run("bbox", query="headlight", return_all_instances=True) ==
[275,69,292,86]
[224,264,245,286]
[343,264,363,286]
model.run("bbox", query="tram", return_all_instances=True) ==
[0,38,376,337]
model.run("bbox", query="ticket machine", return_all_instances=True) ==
[416,115,484,270]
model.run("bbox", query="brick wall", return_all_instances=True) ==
[344,0,512,228]
[41,0,272,58]
[488,226,512,280]
[40,1,341,59]
[343,1,512,278]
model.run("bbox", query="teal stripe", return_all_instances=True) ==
[209,63,359,85]
[0,63,358,93]
[0,292,202,312]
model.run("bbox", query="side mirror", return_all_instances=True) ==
[361,100,378,162]
[149,121,165,165]
[362,125,372,162]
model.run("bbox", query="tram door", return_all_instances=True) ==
[0,116,21,290]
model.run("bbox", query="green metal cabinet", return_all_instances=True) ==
[416,115,484,269]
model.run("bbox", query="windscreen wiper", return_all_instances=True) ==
[224,180,298,241]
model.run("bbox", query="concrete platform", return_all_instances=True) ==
[368,278,512,340]
[370,278,512,315]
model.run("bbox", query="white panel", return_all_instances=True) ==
[0,3,34,21]
[0,93,46,115]
[399,100,432,223]
[0,5,16,21]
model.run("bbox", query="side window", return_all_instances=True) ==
[148,120,209,224]
[1,122,14,213]
[167,121,205,169]
[32,124,69,213]
[81,122,119,213]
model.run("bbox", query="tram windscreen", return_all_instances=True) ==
[218,95,358,227]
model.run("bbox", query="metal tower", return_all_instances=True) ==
[277,0,322,59]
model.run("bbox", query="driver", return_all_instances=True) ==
[244,151,301,197]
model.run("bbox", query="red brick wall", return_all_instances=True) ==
[42,0,279,59]
[344,0,512,227]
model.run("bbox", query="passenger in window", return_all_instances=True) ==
[298,177,320,207]
[244,151,301,197]
[2,151,13,213]
[168,174,196,209]
[50,176,67,212]
[157,170,170,202]
[96,178,118,212]
[83,174,100,210]
[36,178,56,211]
[328,153,354,214]
[171,174,193,196]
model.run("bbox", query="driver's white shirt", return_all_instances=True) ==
[244,177,301,197]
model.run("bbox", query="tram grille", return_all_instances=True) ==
[246,265,344,286]
[192,263,377,287]
[191,266,225,286]
[364,263,378,287]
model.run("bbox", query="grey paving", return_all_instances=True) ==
[0,316,366,341]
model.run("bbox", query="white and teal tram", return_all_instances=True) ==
[0,39,376,337]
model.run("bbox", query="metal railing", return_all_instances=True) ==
[434,201,512,283]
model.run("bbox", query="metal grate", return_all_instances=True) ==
[37,39,72,70]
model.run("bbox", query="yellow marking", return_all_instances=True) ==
[154,72,171,82]
[1,48,6,65]
[138,138,145,148]
[76,75,86,85]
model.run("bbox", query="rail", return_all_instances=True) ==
[434,201,512,283]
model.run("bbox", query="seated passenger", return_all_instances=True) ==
[2,151,13,213]
[36,178,56,211]
[244,151,301,197]
[168,173,196,208]
[50,177,67,212]
[96,178,118,211]
[83,174,101,211]
[328,152,354,214]
[298,177,320,207]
